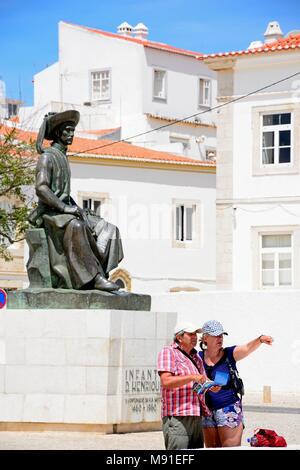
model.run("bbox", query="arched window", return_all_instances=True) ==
[110,269,132,292]
[115,278,125,289]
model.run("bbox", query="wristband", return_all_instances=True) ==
[259,335,264,343]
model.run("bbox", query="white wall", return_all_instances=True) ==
[232,53,300,200]
[233,53,300,97]
[143,49,217,125]
[233,97,300,200]
[231,203,300,291]
[230,53,300,290]
[213,50,300,291]
[70,161,216,293]
[151,290,300,396]
[120,113,216,160]
[30,22,217,159]
[34,62,60,108]
[58,22,145,117]
[145,119,216,160]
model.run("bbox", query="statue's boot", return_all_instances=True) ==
[94,274,120,292]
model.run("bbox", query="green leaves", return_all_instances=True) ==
[0,126,36,260]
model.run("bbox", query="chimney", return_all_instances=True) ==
[247,40,263,50]
[264,21,283,44]
[117,22,133,36]
[133,23,149,40]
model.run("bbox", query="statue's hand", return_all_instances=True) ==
[63,205,83,219]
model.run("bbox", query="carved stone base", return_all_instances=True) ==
[7,288,151,311]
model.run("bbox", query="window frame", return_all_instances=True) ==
[251,225,300,290]
[176,204,195,242]
[172,199,201,249]
[90,68,112,102]
[260,233,293,289]
[82,197,102,217]
[7,103,18,118]
[109,268,132,292]
[77,191,110,219]
[252,103,300,176]
[153,68,167,102]
[198,77,212,108]
[260,112,293,167]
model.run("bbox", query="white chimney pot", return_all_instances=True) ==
[264,21,283,44]
[117,22,133,36]
[133,22,149,39]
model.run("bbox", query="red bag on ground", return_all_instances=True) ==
[249,428,287,447]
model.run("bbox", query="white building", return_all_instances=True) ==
[0,79,6,119]
[0,125,216,294]
[0,79,21,120]
[204,22,300,291]
[20,21,217,160]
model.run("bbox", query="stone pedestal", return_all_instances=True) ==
[0,309,176,431]
[7,289,151,311]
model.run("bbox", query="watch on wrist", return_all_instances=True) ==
[259,335,264,343]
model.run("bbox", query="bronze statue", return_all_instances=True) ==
[28,110,123,292]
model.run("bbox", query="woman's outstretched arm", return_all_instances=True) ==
[233,335,274,361]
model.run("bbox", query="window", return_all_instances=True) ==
[260,234,292,288]
[173,200,201,248]
[109,269,132,292]
[91,70,111,101]
[261,113,292,165]
[199,78,211,107]
[252,105,299,176]
[7,103,18,118]
[206,149,216,161]
[82,198,102,217]
[78,191,109,220]
[175,204,196,242]
[115,278,125,289]
[153,69,167,100]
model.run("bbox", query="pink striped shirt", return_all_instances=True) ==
[157,342,211,418]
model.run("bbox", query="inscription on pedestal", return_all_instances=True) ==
[124,368,160,394]
[122,368,161,421]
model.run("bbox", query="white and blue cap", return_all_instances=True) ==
[201,320,228,336]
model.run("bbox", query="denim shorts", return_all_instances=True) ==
[202,400,244,429]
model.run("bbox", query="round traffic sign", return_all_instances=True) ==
[0,289,7,309]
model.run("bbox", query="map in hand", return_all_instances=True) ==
[193,371,229,395]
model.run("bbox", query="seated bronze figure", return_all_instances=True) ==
[28,110,123,292]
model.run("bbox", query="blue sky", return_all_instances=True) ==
[1,0,300,106]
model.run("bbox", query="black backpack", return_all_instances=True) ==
[224,350,245,399]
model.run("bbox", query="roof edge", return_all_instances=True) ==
[60,20,203,58]
[68,153,216,173]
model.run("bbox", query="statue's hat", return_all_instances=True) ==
[44,110,80,141]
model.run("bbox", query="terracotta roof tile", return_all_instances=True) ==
[66,22,203,59]
[0,125,215,167]
[146,113,216,129]
[80,127,120,136]
[203,33,300,59]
